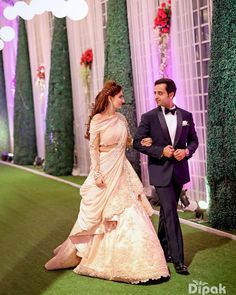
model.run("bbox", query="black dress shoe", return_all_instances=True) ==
[174,262,189,275]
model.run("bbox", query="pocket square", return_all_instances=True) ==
[182,120,189,126]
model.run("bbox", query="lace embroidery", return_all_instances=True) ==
[74,265,169,284]
[74,206,169,283]
[102,172,134,220]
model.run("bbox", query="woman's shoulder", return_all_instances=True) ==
[92,113,103,121]
[90,113,117,132]
[116,112,128,124]
[90,114,104,133]
[92,113,119,121]
[92,112,127,125]
[116,112,129,121]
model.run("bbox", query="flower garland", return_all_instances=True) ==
[154,0,172,77]
[36,65,46,96]
[80,48,93,100]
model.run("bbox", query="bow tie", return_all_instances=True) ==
[164,108,176,115]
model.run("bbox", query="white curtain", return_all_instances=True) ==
[25,12,52,158]
[127,0,159,189]
[67,0,105,175]
[171,0,206,201]
[171,0,198,108]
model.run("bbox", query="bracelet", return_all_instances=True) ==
[94,171,102,180]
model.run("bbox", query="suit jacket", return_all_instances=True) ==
[133,106,199,186]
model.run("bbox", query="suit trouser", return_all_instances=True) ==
[155,178,184,264]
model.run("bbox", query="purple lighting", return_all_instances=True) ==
[2,0,15,6]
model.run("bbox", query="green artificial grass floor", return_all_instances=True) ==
[25,165,87,185]
[0,163,236,295]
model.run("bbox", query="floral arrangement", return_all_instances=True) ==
[36,65,46,94]
[80,48,93,68]
[80,48,93,100]
[37,65,45,80]
[154,1,171,35]
[154,0,172,77]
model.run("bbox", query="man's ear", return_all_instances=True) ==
[169,92,174,100]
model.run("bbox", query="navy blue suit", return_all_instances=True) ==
[133,106,198,263]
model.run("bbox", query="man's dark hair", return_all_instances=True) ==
[155,78,177,96]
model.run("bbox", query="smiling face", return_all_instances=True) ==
[110,90,125,110]
[154,83,174,109]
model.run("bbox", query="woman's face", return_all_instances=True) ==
[110,90,125,110]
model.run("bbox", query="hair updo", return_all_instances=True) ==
[85,80,122,139]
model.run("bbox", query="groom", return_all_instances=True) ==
[133,78,198,274]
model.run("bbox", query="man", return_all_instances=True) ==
[133,78,198,274]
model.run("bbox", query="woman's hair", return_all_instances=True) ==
[85,80,122,139]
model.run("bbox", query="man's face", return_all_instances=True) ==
[154,83,174,108]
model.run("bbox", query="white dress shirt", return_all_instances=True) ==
[161,106,177,145]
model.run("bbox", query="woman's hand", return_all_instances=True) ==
[141,137,153,147]
[126,135,133,148]
[95,176,106,189]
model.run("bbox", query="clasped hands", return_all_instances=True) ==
[163,145,186,161]
[141,138,187,161]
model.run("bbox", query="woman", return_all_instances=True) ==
[45,81,169,284]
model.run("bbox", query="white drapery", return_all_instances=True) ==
[127,0,159,189]
[171,0,206,200]
[25,12,52,158]
[67,0,105,175]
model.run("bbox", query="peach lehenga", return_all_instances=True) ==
[45,113,169,284]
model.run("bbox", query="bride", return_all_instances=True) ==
[45,80,169,284]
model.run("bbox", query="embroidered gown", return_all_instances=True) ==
[45,113,169,284]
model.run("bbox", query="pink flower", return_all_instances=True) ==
[161,3,166,7]
[37,65,45,80]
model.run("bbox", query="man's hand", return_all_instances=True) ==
[141,137,153,147]
[163,145,175,158]
[173,149,187,161]
[95,176,106,188]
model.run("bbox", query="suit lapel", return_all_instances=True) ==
[173,107,183,147]
[156,107,172,144]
